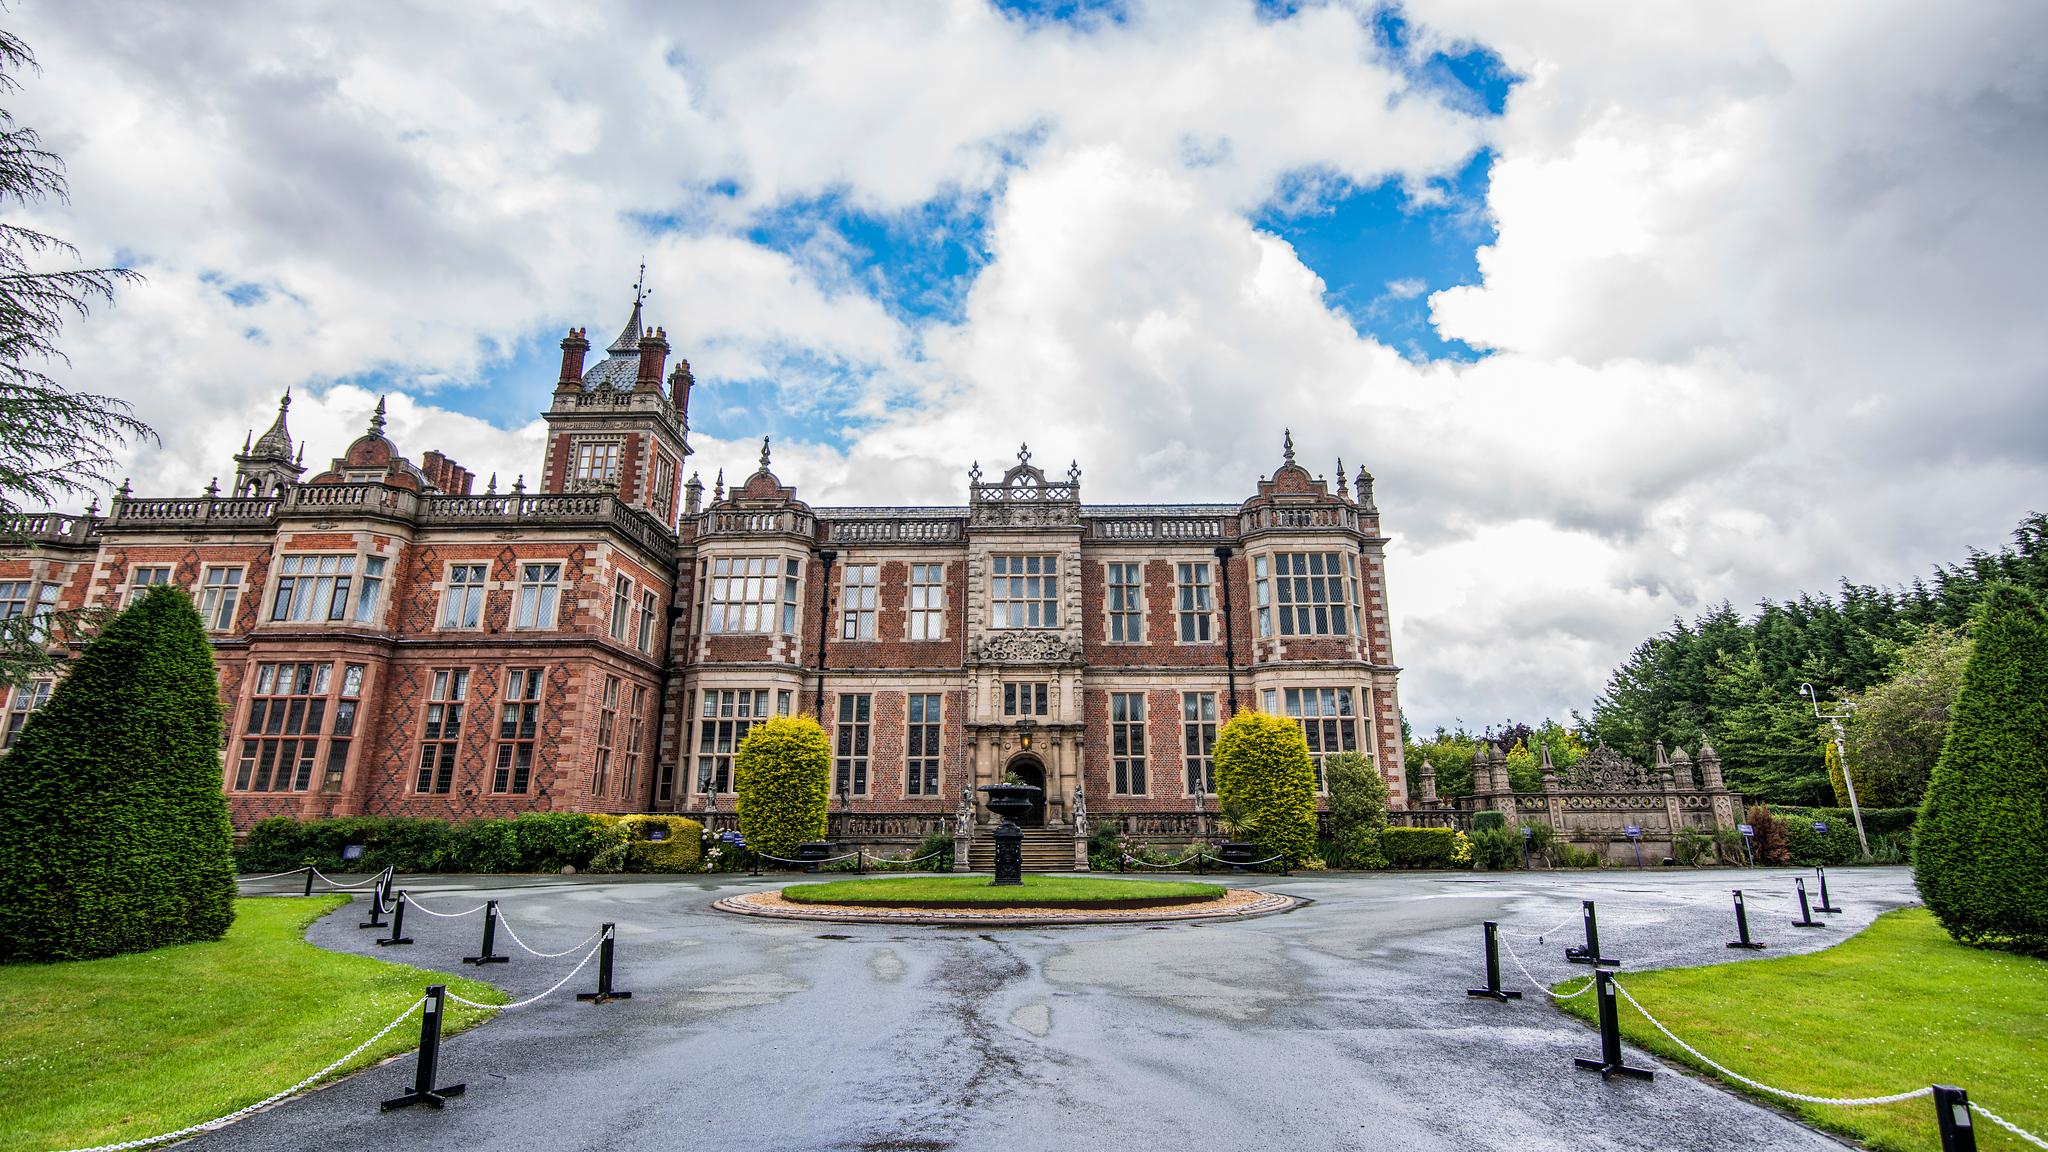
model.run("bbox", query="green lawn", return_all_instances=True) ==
[781,874,1227,907]
[0,896,506,1152]
[1556,908,2047,1151]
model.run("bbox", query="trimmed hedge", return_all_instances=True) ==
[1778,815,1864,867]
[1915,584,2048,954]
[1470,811,1506,832]
[600,814,704,873]
[1213,711,1319,864]
[735,715,831,860]
[1772,806,1920,838]
[0,585,237,962]
[1381,827,1471,869]
[236,812,615,875]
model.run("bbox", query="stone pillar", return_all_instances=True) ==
[1490,745,1517,826]
[1470,745,1493,811]
[1698,739,1735,831]
[1417,758,1438,807]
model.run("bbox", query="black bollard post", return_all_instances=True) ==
[379,985,467,1111]
[1814,867,1842,914]
[377,891,413,946]
[303,865,316,897]
[856,849,865,875]
[1725,890,1766,950]
[1195,850,1206,875]
[1564,899,1621,967]
[1933,1085,1978,1152]
[576,924,634,1003]
[1466,922,1523,1001]
[462,899,509,965]
[1572,970,1655,1081]
[359,882,388,930]
[1791,878,1828,928]
[1118,852,1126,873]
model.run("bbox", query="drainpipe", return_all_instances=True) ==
[1215,545,1239,716]
[812,549,837,715]
[647,600,682,813]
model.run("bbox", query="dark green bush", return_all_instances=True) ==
[1779,815,1862,866]
[1380,826,1465,869]
[1915,584,2048,954]
[1214,712,1318,864]
[0,586,236,962]
[1772,806,1920,840]
[1471,811,1506,832]
[1469,825,1519,869]
[234,811,614,875]
[914,829,954,871]
[1324,751,1389,868]
[734,715,831,860]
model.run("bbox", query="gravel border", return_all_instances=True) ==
[712,885,1303,926]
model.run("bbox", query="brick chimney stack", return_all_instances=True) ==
[557,327,590,391]
[636,326,669,392]
[670,358,695,414]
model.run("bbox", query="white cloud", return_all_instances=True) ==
[10,0,2047,732]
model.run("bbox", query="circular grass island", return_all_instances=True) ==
[712,874,1303,926]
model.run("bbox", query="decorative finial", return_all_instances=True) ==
[633,258,650,307]
[1356,464,1376,512]
[969,460,982,485]
[86,495,100,517]
[512,474,526,495]
[369,395,387,436]
[205,476,219,497]
[296,443,305,464]
[1282,428,1295,465]
[1017,442,1031,465]
[116,478,131,502]
[242,429,252,453]
[1336,458,1349,499]
[279,385,292,411]
[1067,460,1081,484]
[713,468,725,502]
[486,472,498,494]
[686,470,702,490]
[760,436,772,471]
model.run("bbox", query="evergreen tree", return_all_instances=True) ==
[1324,751,1388,868]
[1914,584,2048,955]
[733,715,831,861]
[1213,712,1318,865]
[1845,626,1972,808]
[0,586,234,961]
[0,28,153,687]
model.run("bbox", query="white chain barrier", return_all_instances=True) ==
[402,894,491,918]
[1497,912,1580,940]
[493,912,601,960]
[233,869,311,882]
[48,998,425,1152]
[1972,1101,2048,1150]
[443,929,609,1012]
[1494,930,1595,1000]
[308,868,383,890]
[1608,979,1931,1106]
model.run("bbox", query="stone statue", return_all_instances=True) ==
[1072,785,1088,839]
[955,787,976,839]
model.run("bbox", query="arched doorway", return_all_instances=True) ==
[1004,756,1046,827]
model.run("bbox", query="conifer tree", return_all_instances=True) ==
[1914,583,2048,954]
[0,585,235,961]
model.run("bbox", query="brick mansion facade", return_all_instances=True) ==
[0,297,1406,845]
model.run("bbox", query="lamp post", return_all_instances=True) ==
[1800,683,1871,861]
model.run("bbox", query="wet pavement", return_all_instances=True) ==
[207,866,1920,1151]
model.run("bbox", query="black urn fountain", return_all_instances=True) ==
[978,782,1042,886]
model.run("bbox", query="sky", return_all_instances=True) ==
[10,0,2046,733]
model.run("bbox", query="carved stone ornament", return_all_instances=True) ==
[955,788,976,839]
[1561,746,1658,791]
[969,631,1083,666]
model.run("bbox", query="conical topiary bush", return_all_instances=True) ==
[1913,583,2048,954]
[0,584,236,961]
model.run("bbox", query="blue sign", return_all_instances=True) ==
[1737,823,1754,836]
[1521,825,1533,839]
[1813,822,1829,834]
[1624,825,1641,838]
[341,844,364,861]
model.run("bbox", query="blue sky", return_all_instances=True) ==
[396,2,1515,452]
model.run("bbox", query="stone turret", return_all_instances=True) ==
[233,389,305,496]
[1698,739,1725,790]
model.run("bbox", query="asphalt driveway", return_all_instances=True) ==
[208,866,1922,1151]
